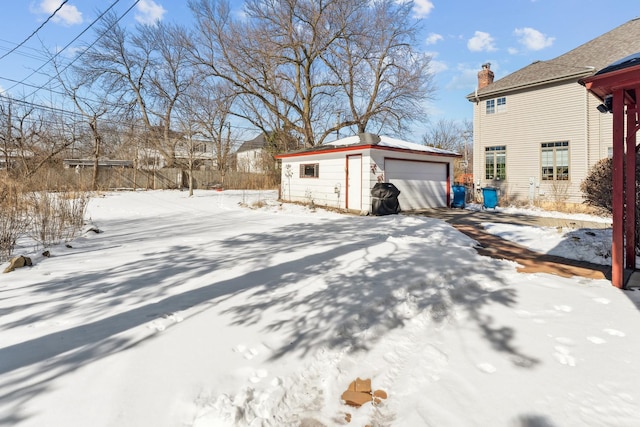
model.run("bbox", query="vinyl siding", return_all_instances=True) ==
[586,91,614,161]
[236,148,264,173]
[281,147,454,213]
[472,80,611,205]
[281,151,354,210]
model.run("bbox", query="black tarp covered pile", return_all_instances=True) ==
[371,182,401,215]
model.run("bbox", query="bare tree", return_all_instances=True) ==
[77,13,193,167]
[324,0,434,135]
[188,0,434,146]
[183,81,237,184]
[0,96,76,180]
[53,74,108,190]
[423,118,473,183]
[174,105,199,196]
[422,118,465,151]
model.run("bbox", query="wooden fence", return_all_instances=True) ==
[17,167,280,191]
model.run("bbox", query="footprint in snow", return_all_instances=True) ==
[604,328,625,337]
[147,313,183,332]
[249,369,268,384]
[553,305,573,313]
[233,345,260,360]
[587,336,606,344]
[553,346,576,367]
[592,297,610,305]
[476,363,497,373]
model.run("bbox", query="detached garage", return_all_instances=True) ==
[276,133,460,214]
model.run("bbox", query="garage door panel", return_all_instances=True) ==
[386,160,447,210]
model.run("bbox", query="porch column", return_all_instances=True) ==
[625,90,638,270]
[612,88,625,288]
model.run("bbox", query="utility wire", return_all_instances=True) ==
[26,0,141,100]
[6,0,125,94]
[0,39,51,62]
[0,92,258,137]
[0,0,69,62]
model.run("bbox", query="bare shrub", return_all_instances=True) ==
[27,192,62,249]
[0,178,30,261]
[57,191,91,241]
[26,190,91,250]
[549,180,570,211]
[581,155,639,249]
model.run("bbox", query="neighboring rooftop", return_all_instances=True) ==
[468,17,640,99]
[237,133,269,153]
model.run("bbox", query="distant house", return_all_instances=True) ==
[236,133,271,173]
[63,159,133,169]
[275,133,459,214]
[466,18,640,206]
[0,149,31,170]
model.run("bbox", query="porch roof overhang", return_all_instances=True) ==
[581,55,640,289]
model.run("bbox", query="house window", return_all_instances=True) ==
[300,163,319,178]
[486,97,506,115]
[485,146,506,180]
[541,141,569,180]
[486,99,495,114]
[607,146,613,158]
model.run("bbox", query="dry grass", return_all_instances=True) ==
[0,174,91,261]
[0,178,30,261]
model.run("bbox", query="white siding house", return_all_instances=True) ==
[467,18,640,206]
[236,133,269,173]
[276,134,459,214]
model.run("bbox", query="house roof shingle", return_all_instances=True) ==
[237,133,269,153]
[467,17,640,100]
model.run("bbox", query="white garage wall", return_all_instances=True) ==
[280,147,454,213]
[281,150,367,210]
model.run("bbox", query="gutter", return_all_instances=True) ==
[467,69,596,101]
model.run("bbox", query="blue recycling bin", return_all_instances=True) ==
[451,184,466,209]
[482,187,498,209]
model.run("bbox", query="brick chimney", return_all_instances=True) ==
[477,63,494,89]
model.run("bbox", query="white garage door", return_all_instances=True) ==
[386,159,447,210]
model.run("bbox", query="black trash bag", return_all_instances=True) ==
[371,183,401,215]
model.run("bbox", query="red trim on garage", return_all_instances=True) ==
[275,144,460,159]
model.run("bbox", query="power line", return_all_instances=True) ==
[0,0,69,62]
[0,40,51,62]
[6,0,126,95]
[26,0,141,100]
[0,92,259,137]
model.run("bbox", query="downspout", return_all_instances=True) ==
[474,89,482,200]
[583,67,595,183]
[585,87,590,190]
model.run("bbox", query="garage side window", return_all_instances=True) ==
[485,146,506,180]
[541,141,569,180]
[300,163,319,178]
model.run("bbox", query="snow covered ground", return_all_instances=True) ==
[1,190,639,427]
